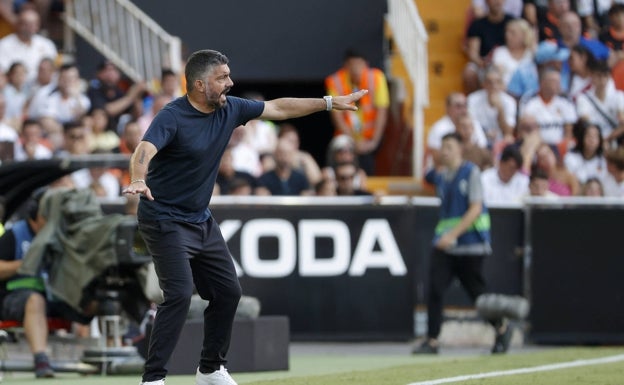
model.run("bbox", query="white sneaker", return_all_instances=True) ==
[196,366,237,385]
[140,380,165,385]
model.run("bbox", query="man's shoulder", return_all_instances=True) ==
[552,95,575,107]
[0,33,17,47]
[428,116,453,145]
[501,91,516,104]
[430,115,453,131]
[259,170,278,182]
[225,96,263,112]
[290,169,308,181]
[510,171,530,186]
[515,60,538,76]
[0,123,18,140]
[481,167,497,181]
[467,89,487,101]
[564,150,583,164]
[470,14,512,30]
[31,34,56,50]
[523,95,543,108]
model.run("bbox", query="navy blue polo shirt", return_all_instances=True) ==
[138,96,264,222]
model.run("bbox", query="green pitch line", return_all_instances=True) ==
[408,353,624,384]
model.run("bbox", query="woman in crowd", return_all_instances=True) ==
[582,177,605,196]
[563,119,607,184]
[567,44,597,101]
[534,142,580,196]
[491,18,535,88]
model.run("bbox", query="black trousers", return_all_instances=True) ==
[138,217,242,381]
[426,248,497,339]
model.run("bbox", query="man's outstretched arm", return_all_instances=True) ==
[260,90,368,121]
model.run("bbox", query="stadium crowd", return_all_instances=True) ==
[2,0,624,203]
[437,0,624,203]
[0,3,380,199]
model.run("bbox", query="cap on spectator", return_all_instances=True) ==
[535,41,569,64]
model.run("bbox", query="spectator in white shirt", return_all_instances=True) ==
[3,61,29,126]
[602,147,624,196]
[520,67,577,145]
[14,119,52,161]
[567,44,596,102]
[0,94,18,162]
[482,144,529,204]
[563,119,607,183]
[0,8,57,83]
[467,66,517,146]
[427,92,488,167]
[229,125,262,177]
[25,57,57,119]
[40,63,90,124]
[491,18,535,87]
[576,59,624,144]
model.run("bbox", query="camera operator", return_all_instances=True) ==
[0,190,92,378]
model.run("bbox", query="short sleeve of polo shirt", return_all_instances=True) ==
[142,109,178,151]
[468,166,484,204]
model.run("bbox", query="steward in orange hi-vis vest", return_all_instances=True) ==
[325,52,389,142]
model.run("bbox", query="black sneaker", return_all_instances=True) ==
[35,360,55,378]
[491,324,513,354]
[412,340,439,355]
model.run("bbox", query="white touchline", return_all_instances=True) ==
[407,353,624,385]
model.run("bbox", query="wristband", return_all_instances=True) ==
[131,179,146,184]
[323,95,333,111]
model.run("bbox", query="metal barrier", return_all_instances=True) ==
[386,0,429,180]
[63,0,181,87]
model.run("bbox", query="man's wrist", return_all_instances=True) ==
[131,179,146,184]
[323,95,333,111]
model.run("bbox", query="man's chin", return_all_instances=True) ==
[210,97,227,110]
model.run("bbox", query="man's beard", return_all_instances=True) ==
[207,87,230,109]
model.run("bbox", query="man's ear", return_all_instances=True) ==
[194,79,204,92]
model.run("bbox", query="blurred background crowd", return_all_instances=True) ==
[2,0,624,203]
